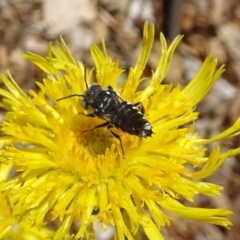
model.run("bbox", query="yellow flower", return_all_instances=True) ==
[1,22,239,239]
[0,164,53,239]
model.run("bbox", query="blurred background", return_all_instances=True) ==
[1,0,240,239]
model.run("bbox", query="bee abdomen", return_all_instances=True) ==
[111,102,153,137]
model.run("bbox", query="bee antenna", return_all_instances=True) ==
[57,94,84,101]
[83,60,88,89]
[56,61,87,102]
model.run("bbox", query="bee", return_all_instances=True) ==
[57,63,153,156]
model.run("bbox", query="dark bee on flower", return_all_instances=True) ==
[57,63,153,156]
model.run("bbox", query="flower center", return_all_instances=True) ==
[76,123,117,157]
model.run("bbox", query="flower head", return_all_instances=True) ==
[1,22,240,239]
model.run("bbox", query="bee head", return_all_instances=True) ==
[82,84,102,108]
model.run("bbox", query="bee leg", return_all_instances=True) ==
[82,121,110,133]
[83,113,95,117]
[133,102,145,114]
[107,125,124,158]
